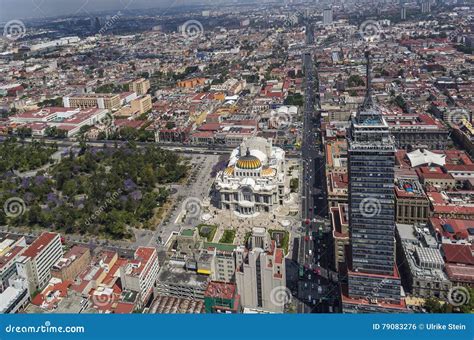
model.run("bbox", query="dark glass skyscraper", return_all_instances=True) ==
[348,52,396,277]
[343,52,405,312]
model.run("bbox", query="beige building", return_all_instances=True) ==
[51,246,91,282]
[63,94,121,110]
[330,204,349,271]
[325,139,348,208]
[131,95,152,114]
[129,78,150,95]
[235,228,286,313]
[394,179,430,224]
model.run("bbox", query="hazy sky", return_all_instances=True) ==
[0,0,210,21]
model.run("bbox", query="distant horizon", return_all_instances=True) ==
[0,0,255,22]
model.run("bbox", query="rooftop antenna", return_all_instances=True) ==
[365,49,372,99]
[361,48,375,109]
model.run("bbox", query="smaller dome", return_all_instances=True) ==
[261,167,276,177]
[224,166,234,176]
[236,148,262,170]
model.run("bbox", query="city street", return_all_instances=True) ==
[296,26,336,313]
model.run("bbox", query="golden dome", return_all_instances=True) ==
[236,149,261,170]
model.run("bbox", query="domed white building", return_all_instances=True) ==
[214,137,286,215]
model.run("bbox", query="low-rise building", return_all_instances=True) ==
[394,178,430,224]
[330,204,349,271]
[120,247,160,305]
[0,235,26,292]
[63,93,121,110]
[51,246,91,282]
[131,95,152,114]
[129,78,150,95]
[155,264,209,301]
[204,281,240,313]
[396,223,451,299]
[0,277,30,314]
[215,137,286,215]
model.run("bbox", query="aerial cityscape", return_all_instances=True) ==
[0,0,473,317]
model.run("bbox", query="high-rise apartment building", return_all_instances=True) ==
[421,0,431,13]
[401,6,407,20]
[323,7,333,26]
[16,232,63,293]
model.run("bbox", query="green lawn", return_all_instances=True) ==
[219,229,236,244]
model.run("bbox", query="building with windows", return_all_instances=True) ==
[63,93,121,110]
[396,223,451,299]
[129,78,150,96]
[342,52,407,313]
[394,178,430,224]
[16,232,63,293]
[323,7,333,26]
[0,277,30,314]
[330,204,350,271]
[214,137,286,216]
[120,247,160,305]
[235,228,286,313]
[51,246,91,282]
[131,95,152,114]
[204,281,241,313]
[0,235,27,292]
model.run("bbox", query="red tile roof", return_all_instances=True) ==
[442,244,474,265]
[445,263,474,283]
[205,281,236,300]
[23,232,59,259]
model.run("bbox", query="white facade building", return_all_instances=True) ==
[214,137,287,215]
[16,232,63,293]
[235,228,286,313]
[120,247,160,305]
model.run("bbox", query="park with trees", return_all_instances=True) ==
[0,141,188,240]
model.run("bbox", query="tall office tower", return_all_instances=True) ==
[342,52,407,313]
[421,0,431,13]
[401,6,407,20]
[323,7,333,26]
